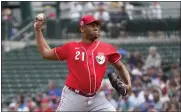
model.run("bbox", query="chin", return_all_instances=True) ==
[95,36,98,39]
[94,37,98,41]
[91,36,98,41]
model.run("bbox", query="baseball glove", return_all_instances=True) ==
[107,73,128,97]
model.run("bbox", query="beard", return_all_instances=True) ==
[91,33,99,40]
[90,35,98,42]
[85,31,99,42]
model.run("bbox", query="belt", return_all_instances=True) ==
[67,86,96,97]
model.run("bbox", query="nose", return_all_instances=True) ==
[93,26,98,31]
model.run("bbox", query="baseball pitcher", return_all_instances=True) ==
[34,14,132,111]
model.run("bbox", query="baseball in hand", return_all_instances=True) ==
[36,13,45,21]
[34,13,45,31]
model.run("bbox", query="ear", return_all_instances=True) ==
[80,27,84,33]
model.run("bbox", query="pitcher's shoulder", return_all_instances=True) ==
[65,41,79,46]
[99,41,115,48]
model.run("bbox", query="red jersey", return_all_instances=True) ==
[53,40,121,94]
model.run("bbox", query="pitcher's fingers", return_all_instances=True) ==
[42,19,45,25]
[34,22,38,27]
[35,17,38,22]
[42,15,46,24]
[34,22,39,27]
[35,20,43,25]
[35,17,41,22]
[39,21,44,26]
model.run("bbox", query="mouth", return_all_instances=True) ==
[94,32,99,35]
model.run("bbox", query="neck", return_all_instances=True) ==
[81,36,95,44]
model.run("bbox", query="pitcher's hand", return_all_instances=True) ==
[34,13,46,31]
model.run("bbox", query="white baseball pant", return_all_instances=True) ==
[56,85,116,111]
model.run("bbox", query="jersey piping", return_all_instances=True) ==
[81,47,92,93]
[92,41,100,93]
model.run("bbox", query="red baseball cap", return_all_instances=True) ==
[79,15,101,27]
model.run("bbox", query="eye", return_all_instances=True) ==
[89,24,94,27]
[88,23,99,28]
[93,23,99,27]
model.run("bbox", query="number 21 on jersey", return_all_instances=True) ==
[75,51,85,61]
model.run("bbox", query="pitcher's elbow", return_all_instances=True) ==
[42,55,48,59]
[40,52,48,59]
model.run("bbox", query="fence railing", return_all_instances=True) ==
[2,18,34,40]
[9,21,34,41]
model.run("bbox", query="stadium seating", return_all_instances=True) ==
[2,45,67,94]
[2,42,180,95]
[120,43,180,69]
[44,18,180,39]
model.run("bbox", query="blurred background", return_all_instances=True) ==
[1,1,180,112]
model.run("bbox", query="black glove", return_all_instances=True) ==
[107,73,128,97]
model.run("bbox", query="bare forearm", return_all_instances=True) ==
[35,30,51,56]
[118,63,131,86]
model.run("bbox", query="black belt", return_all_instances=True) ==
[67,86,96,97]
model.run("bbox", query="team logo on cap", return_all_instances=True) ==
[80,21,84,27]
[96,53,105,65]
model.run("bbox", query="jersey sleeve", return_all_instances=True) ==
[107,44,121,64]
[53,43,70,61]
